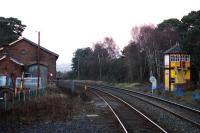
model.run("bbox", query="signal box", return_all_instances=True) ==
[164,43,190,91]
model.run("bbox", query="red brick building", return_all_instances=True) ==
[0,37,59,87]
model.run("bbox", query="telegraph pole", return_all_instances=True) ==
[98,53,101,80]
[37,31,40,95]
[77,57,80,80]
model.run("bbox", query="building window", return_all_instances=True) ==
[186,55,190,62]
[21,49,26,55]
[183,55,186,61]
[170,55,174,61]
[180,55,190,62]
[173,55,180,62]
[175,55,178,62]
[171,55,190,62]
[180,55,183,61]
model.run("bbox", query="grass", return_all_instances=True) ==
[0,85,85,124]
[113,82,200,106]
[181,89,200,105]
[114,82,146,91]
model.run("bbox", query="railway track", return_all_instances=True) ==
[87,84,200,133]
[89,88,167,133]
[57,81,167,132]
[57,81,200,132]
[94,84,200,125]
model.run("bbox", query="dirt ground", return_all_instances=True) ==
[0,84,121,133]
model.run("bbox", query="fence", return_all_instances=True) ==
[0,88,45,111]
[0,76,46,111]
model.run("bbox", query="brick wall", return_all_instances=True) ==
[0,39,58,80]
[0,58,21,76]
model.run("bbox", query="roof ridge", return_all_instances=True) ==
[164,42,186,54]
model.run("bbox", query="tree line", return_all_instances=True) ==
[0,17,26,47]
[65,10,200,85]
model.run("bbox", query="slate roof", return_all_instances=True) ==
[164,43,187,54]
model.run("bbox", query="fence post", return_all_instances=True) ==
[23,90,26,102]
[29,90,30,101]
[71,81,74,94]
[18,91,20,101]
[12,93,15,107]
[38,89,40,97]
[4,93,7,111]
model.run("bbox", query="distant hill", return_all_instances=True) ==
[57,63,71,72]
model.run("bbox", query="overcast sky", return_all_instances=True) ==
[0,0,199,64]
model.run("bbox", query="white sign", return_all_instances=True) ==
[149,76,157,90]
[164,55,169,67]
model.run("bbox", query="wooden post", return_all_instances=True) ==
[23,90,25,102]
[71,80,74,94]
[98,53,101,80]
[29,90,30,101]
[18,91,20,101]
[4,93,7,111]
[38,89,40,97]
[15,87,17,96]
[12,93,14,106]
[78,58,80,80]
